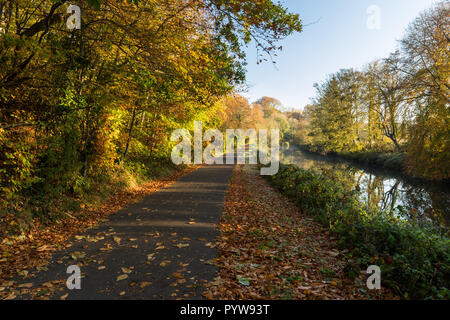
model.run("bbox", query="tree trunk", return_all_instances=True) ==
[123,107,137,160]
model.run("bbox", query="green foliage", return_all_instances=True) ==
[269,165,450,299]
[86,0,101,10]
[0,128,38,202]
[406,97,450,180]
[308,70,364,154]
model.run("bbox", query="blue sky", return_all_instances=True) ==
[242,0,439,110]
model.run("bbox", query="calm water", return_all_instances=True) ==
[281,147,450,229]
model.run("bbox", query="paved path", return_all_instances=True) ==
[15,163,234,300]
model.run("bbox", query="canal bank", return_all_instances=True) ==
[281,145,450,229]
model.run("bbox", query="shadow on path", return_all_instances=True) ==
[14,163,234,300]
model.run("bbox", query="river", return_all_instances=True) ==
[280,146,450,230]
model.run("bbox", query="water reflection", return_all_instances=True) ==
[281,147,450,229]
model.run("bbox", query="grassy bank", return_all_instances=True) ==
[338,151,406,172]
[267,165,450,300]
[298,144,407,174]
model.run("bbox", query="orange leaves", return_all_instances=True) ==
[203,165,394,301]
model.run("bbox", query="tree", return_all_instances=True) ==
[220,95,254,129]
[307,69,364,153]
[399,1,450,180]
[0,0,303,210]
[367,54,409,152]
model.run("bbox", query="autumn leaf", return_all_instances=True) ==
[160,260,171,267]
[139,282,152,288]
[237,275,250,286]
[70,251,86,260]
[117,274,128,281]
[174,243,189,248]
[37,245,52,252]
[121,267,132,274]
[5,293,16,300]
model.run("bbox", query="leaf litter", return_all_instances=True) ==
[203,165,397,300]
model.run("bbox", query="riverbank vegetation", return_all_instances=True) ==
[0,0,301,232]
[289,2,449,181]
[269,165,450,299]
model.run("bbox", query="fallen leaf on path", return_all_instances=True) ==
[117,274,128,281]
[174,243,189,248]
[5,293,16,300]
[70,251,86,260]
[237,275,250,286]
[18,283,33,288]
[139,282,152,288]
[160,260,171,267]
[18,270,28,277]
[121,267,132,274]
